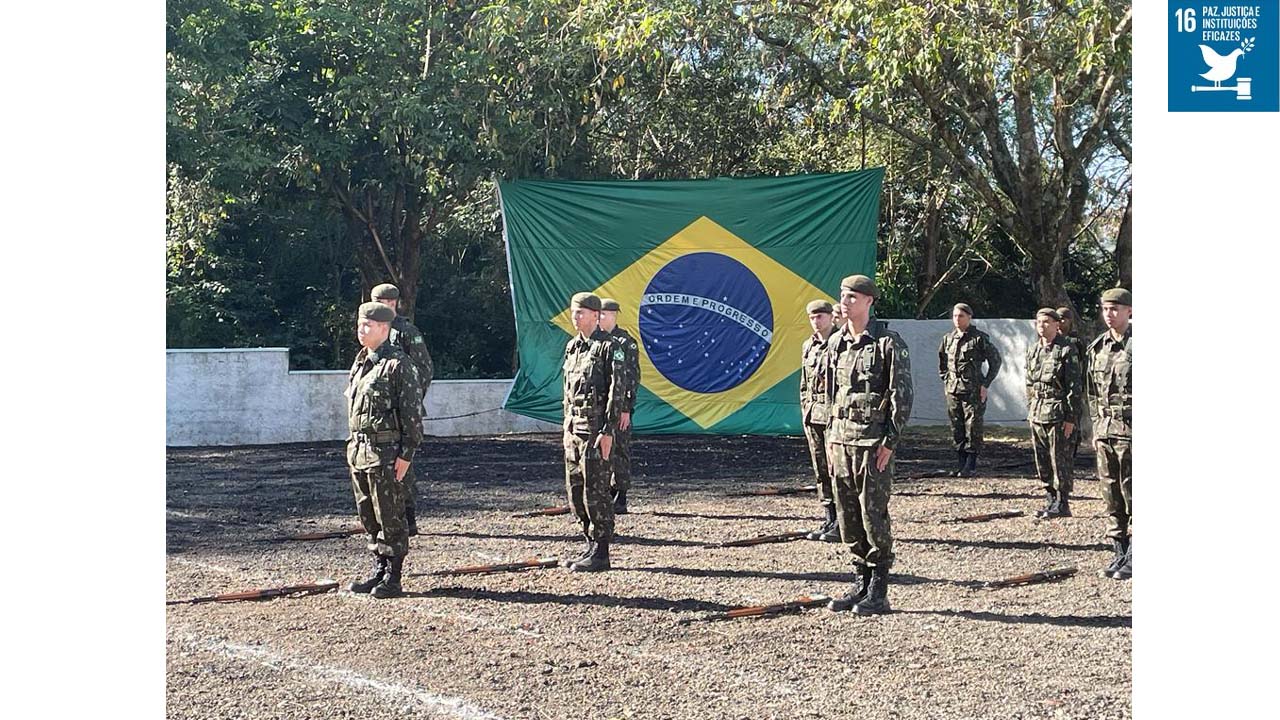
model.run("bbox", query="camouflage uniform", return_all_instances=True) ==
[389,314,434,531]
[346,339,424,560]
[937,325,1002,465]
[1059,329,1087,471]
[825,320,914,571]
[1024,336,1083,513]
[607,325,641,496]
[562,328,627,545]
[801,329,835,525]
[1085,326,1132,565]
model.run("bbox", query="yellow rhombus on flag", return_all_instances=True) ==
[551,216,834,429]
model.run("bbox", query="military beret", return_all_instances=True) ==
[359,301,396,323]
[840,274,879,299]
[1055,306,1076,321]
[600,298,621,312]
[1100,288,1132,306]
[1035,307,1061,321]
[371,283,400,300]
[806,299,834,315]
[571,292,602,311]
[952,303,973,317]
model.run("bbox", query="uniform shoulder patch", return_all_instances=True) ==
[613,349,625,361]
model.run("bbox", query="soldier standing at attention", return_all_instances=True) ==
[800,300,839,542]
[832,302,848,330]
[1025,308,1083,519]
[560,292,626,572]
[1056,306,1087,473]
[937,303,1003,477]
[598,298,638,515]
[824,275,913,614]
[1084,288,1133,580]
[371,283,434,536]
[344,302,424,599]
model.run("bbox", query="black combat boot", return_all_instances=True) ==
[952,450,967,477]
[828,565,873,612]
[1111,538,1131,580]
[807,504,837,541]
[371,555,405,599]
[1099,538,1128,578]
[405,502,419,537]
[561,533,595,568]
[959,452,978,478]
[1044,493,1072,518]
[613,488,629,515]
[569,539,611,572]
[853,566,892,615]
[348,554,387,594]
[1035,490,1056,518]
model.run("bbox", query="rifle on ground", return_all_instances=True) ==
[984,565,1077,589]
[941,510,1024,524]
[510,505,571,518]
[278,527,365,542]
[421,558,560,577]
[166,581,338,605]
[729,485,817,497]
[704,530,809,548]
[678,594,832,625]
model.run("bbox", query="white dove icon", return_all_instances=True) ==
[1199,44,1244,86]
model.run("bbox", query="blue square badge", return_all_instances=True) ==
[1169,1,1279,111]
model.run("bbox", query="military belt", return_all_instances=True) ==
[352,430,401,444]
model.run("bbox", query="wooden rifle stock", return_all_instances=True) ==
[424,558,560,577]
[166,581,338,605]
[706,530,809,548]
[942,510,1024,524]
[729,485,817,497]
[678,594,832,625]
[510,505,571,518]
[984,565,1078,589]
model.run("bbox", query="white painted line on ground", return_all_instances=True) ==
[175,632,506,720]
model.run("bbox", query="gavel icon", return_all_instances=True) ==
[1191,77,1253,100]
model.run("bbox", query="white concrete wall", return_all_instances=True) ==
[165,349,558,447]
[166,320,1043,446]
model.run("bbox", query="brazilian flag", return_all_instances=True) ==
[498,170,883,435]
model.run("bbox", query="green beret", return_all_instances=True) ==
[1100,288,1132,306]
[371,283,400,300]
[806,300,834,315]
[1055,306,1075,321]
[1036,307,1061,321]
[600,298,621,312]
[840,274,879,299]
[359,302,396,323]
[953,303,973,317]
[571,292,602,312]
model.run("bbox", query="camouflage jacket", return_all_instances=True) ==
[562,329,626,436]
[823,320,914,449]
[608,326,641,414]
[1024,335,1083,425]
[1084,326,1132,440]
[937,325,1002,396]
[390,315,434,399]
[345,340,424,470]
[1061,332,1087,386]
[800,330,834,426]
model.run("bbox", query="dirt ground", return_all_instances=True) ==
[166,429,1131,720]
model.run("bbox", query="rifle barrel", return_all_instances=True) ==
[510,506,571,518]
[708,531,809,548]
[984,566,1077,589]
[167,581,339,605]
[678,595,831,624]
[943,510,1024,524]
[426,558,560,576]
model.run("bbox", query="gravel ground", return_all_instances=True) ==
[166,430,1131,720]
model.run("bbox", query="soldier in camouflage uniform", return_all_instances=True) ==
[371,283,435,536]
[598,298,639,515]
[800,299,840,542]
[560,292,627,572]
[1025,308,1084,520]
[832,302,847,330]
[344,302,424,599]
[1056,306,1087,474]
[823,275,913,614]
[1084,288,1132,580]
[937,303,1003,478]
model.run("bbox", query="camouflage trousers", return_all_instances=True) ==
[829,442,894,570]
[608,427,632,493]
[1031,421,1074,497]
[350,464,408,557]
[1096,438,1132,541]
[802,422,834,506]
[402,464,418,513]
[945,392,986,454]
[564,432,615,542]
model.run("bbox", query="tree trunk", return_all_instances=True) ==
[917,182,941,310]
[1115,190,1132,291]
[1030,248,1071,311]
